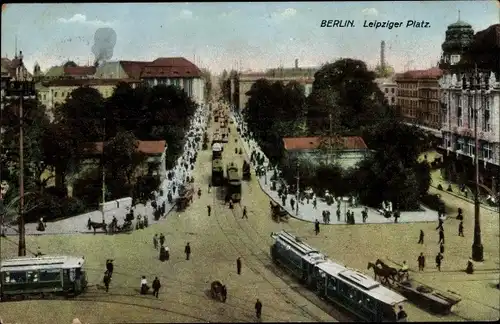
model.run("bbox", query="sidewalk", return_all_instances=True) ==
[3,105,210,237]
[231,113,441,225]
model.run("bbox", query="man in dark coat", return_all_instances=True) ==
[207,205,211,216]
[314,220,320,235]
[106,260,114,278]
[152,277,161,298]
[458,221,464,237]
[185,243,191,260]
[103,271,111,292]
[435,252,443,271]
[418,230,424,244]
[417,253,425,271]
[236,257,242,275]
[159,233,165,246]
[242,206,248,219]
[255,299,262,319]
[438,229,445,244]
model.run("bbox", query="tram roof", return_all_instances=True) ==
[1,255,85,272]
[273,230,321,256]
[212,143,223,151]
[316,260,406,306]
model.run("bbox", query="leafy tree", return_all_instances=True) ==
[133,175,161,205]
[308,58,388,131]
[104,131,146,189]
[200,68,213,101]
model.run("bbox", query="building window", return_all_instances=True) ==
[467,139,475,156]
[482,142,492,160]
[385,88,388,93]
[457,138,465,152]
[457,105,462,127]
[391,88,395,94]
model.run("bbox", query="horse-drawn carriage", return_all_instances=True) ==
[270,201,289,222]
[368,259,461,315]
[176,183,194,211]
[210,280,227,302]
[242,160,251,180]
[87,219,107,234]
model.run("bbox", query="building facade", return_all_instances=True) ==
[375,78,397,106]
[395,67,443,134]
[37,79,141,121]
[140,57,205,105]
[282,136,370,170]
[438,23,500,191]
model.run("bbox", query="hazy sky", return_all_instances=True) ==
[1,2,498,74]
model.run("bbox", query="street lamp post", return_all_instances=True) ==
[462,67,490,262]
[263,161,269,185]
[4,52,36,256]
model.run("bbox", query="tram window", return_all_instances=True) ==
[327,277,337,291]
[40,269,61,282]
[5,271,27,284]
[338,281,346,294]
[364,296,376,310]
[26,271,39,283]
[75,268,82,279]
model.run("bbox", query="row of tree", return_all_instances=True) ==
[241,58,432,211]
[1,82,198,223]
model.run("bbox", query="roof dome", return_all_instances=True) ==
[441,19,474,54]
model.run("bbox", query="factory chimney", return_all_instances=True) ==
[295,59,299,69]
[380,41,386,70]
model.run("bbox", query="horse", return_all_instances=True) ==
[88,220,107,234]
[367,262,394,285]
[375,259,399,282]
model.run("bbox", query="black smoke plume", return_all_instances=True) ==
[92,27,117,67]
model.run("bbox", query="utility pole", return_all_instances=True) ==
[296,159,300,217]
[101,118,106,223]
[328,113,333,165]
[4,50,36,256]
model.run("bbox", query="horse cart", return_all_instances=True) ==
[210,280,227,302]
[176,183,194,211]
[270,201,289,222]
[368,259,461,315]
[394,280,461,315]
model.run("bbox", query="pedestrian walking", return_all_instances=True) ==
[153,234,158,250]
[313,198,317,209]
[396,305,408,322]
[281,195,286,206]
[255,299,263,319]
[185,243,191,260]
[208,183,212,193]
[159,233,165,246]
[435,252,443,271]
[290,198,295,210]
[236,257,242,275]
[417,253,425,271]
[152,277,161,298]
[140,276,149,294]
[336,208,341,222]
[439,242,445,254]
[458,221,464,237]
[418,230,424,244]
[103,271,111,292]
[362,208,368,223]
[197,188,202,198]
[242,206,248,219]
[314,219,320,235]
[438,229,445,245]
[106,260,114,278]
[207,205,211,216]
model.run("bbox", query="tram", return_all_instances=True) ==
[270,231,406,322]
[0,255,87,301]
[226,162,241,202]
[212,158,224,186]
[212,143,223,160]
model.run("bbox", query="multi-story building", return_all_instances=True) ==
[438,22,500,190]
[37,79,141,121]
[94,61,148,80]
[395,67,443,134]
[375,78,397,106]
[140,57,205,105]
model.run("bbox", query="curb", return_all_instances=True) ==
[429,184,500,213]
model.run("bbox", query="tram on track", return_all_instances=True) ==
[226,162,241,202]
[270,231,407,322]
[0,255,88,301]
[212,158,224,186]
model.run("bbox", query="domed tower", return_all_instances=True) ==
[33,62,43,80]
[440,15,474,71]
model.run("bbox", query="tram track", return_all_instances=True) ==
[210,189,326,322]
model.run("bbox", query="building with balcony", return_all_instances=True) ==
[395,67,443,135]
[438,23,500,190]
